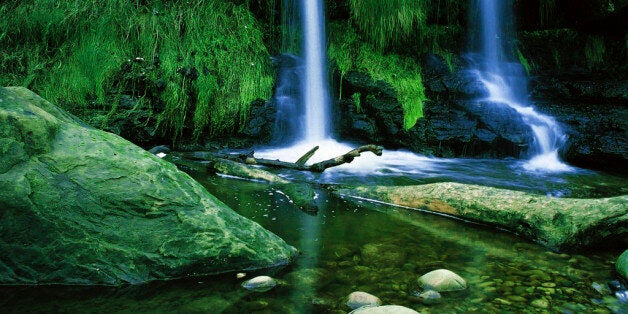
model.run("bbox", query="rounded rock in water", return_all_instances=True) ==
[242,276,276,292]
[418,269,467,292]
[346,291,381,310]
[418,289,442,304]
[350,305,419,314]
[617,249,628,280]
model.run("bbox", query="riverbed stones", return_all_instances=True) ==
[0,87,297,285]
[336,183,628,250]
[360,243,406,267]
[242,276,277,292]
[350,305,419,314]
[418,269,468,292]
[617,249,628,280]
[417,289,442,304]
[346,291,382,309]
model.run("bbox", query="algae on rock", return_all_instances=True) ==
[0,87,296,285]
[336,182,627,251]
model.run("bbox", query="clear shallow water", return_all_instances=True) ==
[1,172,626,313]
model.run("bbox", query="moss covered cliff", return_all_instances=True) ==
[1,0,625,149]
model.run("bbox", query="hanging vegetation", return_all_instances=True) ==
[328,22,426,130]
[0,0,274,140]
[348,0,427,50]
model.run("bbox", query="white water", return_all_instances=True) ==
[260,0,443,174]
[302,0,330,142]
[476,0,571,172]
[262,0,572,176]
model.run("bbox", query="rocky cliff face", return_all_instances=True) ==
[0,87,296,285]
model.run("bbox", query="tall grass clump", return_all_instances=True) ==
[0,0,139,113]
[584,35,606,70]
[157,1,273,139]
[0,0,274,140]
[329,22,426,130]
[539,0,557,26]
[349,0,427,51]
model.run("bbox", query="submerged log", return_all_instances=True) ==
[335,183,628,251]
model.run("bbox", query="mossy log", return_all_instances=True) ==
[335,183,628,251]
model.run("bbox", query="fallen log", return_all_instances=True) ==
[179,144,384,173]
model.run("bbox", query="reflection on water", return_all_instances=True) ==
[2,173,625,313]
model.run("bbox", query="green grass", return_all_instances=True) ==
[329,22,426,130]
[0,0,274,140]
[348,0,427,51]
[539,0,557,26]
[584,35,606,70]
[515,47,532,75]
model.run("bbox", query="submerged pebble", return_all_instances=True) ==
[417,290,442,305]
[346,291,381,310]
[418,269,467,292]
[242,276,276,292]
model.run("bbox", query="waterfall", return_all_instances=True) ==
[301,0,331,142]
[271,0,331,145]
[473,0,570,171]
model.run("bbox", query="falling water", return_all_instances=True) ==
[474,0,571,171]
[271,0,330,145]
[301,0,331,142]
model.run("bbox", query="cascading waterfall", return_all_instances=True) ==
[473,0,570,171]
[301,0,331,142]
[271,0,331,145]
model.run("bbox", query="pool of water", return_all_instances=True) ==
[1,169,626,313]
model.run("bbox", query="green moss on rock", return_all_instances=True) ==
[618,249,628,280]
[0,87,296,285]
[336,182,627,251]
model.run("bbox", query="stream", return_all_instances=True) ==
[1,158,626,313]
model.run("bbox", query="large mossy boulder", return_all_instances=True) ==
[0,87,296,285]
[336,183,627,251]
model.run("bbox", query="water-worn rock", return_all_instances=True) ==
[0,87,297,285]
[336,182,627,251]
[337,70,532,159]
[418,269,468,292]
[350,305,419,314]
[346,291,382,309]
[417,289,442,304]
[241,276,277,292]
[618,250,628,280]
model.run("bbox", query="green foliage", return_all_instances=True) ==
[0,0,273,140]
[346,0,464,70]
[515,47,532,75]
[584,35,606,70]
[349,0,427,51]
[352,92,362,113]
[157,1,273,139]
[329,22,425,130]
[539,0,557,26]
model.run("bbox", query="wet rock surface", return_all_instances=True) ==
[337,69,534,159]
[336,182,628,251]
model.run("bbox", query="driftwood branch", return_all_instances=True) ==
[296,146,319,165]
[246,144,383,172]
[179,144,383,173]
